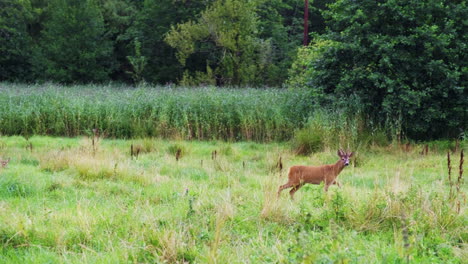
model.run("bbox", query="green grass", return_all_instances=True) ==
[0,83,313,141]
[0,136,466,263]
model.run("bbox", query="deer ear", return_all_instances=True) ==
[349,152,354,157]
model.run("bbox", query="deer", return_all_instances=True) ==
[1,158,10,168]
[278,150,354,199]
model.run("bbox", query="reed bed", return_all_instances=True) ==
[0,83,313,141]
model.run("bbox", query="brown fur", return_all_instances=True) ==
[278,150,352,199]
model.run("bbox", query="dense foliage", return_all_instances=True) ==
[289,0,467,139]
[0,0,466,140]
[123,0,209,84]
[165,0,324,86]
[0,0,321,85]
[39,0,113,83]
[165,0,263,86]
[0,83,313,141]
[0,0,34,81]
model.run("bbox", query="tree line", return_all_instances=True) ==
[1,0,466,139]
[0,0,332,86]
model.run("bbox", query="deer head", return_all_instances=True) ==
[338,149,354,166]
[1,158,10,168]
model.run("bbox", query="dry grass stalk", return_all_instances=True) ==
[135,146,141,159]
[158,230,181,263]
[404,143,411,152]
[23,135,33,152]
[27,142,33,152]
[420,144,429,155]
[401,212,411,264]
[91,128,102,156]
[208,216,224,264]
[276,156,283,173]
[175,148,182,161]
[209,197,233,264]
[456,150,464,196]
[448,151,453,199]
[452,139,460,153]
[130,144,142,159]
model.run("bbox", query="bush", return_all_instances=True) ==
[289,0,467,140]
[287,39,338,89]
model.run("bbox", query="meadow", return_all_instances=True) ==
[0,135,466,263]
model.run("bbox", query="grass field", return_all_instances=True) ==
[0,136,466,263]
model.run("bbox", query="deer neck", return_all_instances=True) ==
[332,160,346,177]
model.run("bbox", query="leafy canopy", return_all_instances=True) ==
[289,0,467,139]
[39,0,113,83]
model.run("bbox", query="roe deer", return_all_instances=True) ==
[1,158,10,168]
[278,150,353,199]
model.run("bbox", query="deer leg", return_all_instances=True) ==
[333,180,341,188]
[324,183,331,192]
[277,182,293,198]
[289,184,304,200]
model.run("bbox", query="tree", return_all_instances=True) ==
[166,0,332,86]
[39,0,113,83]
[96,0,140,82]
[255,0,304,85]
[256,0,332,85]
[0,0,33,81]
[166,0,272,86]
[291,0,467,139]
[124,0,210,84]
[126,38,147,84]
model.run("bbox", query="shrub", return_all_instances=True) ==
[289,0,467,140]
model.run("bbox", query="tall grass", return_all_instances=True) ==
[0,136,466,263]
[291,110,390,155]
[0,83,313,141]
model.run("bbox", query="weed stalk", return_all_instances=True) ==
[448,151,453,199]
